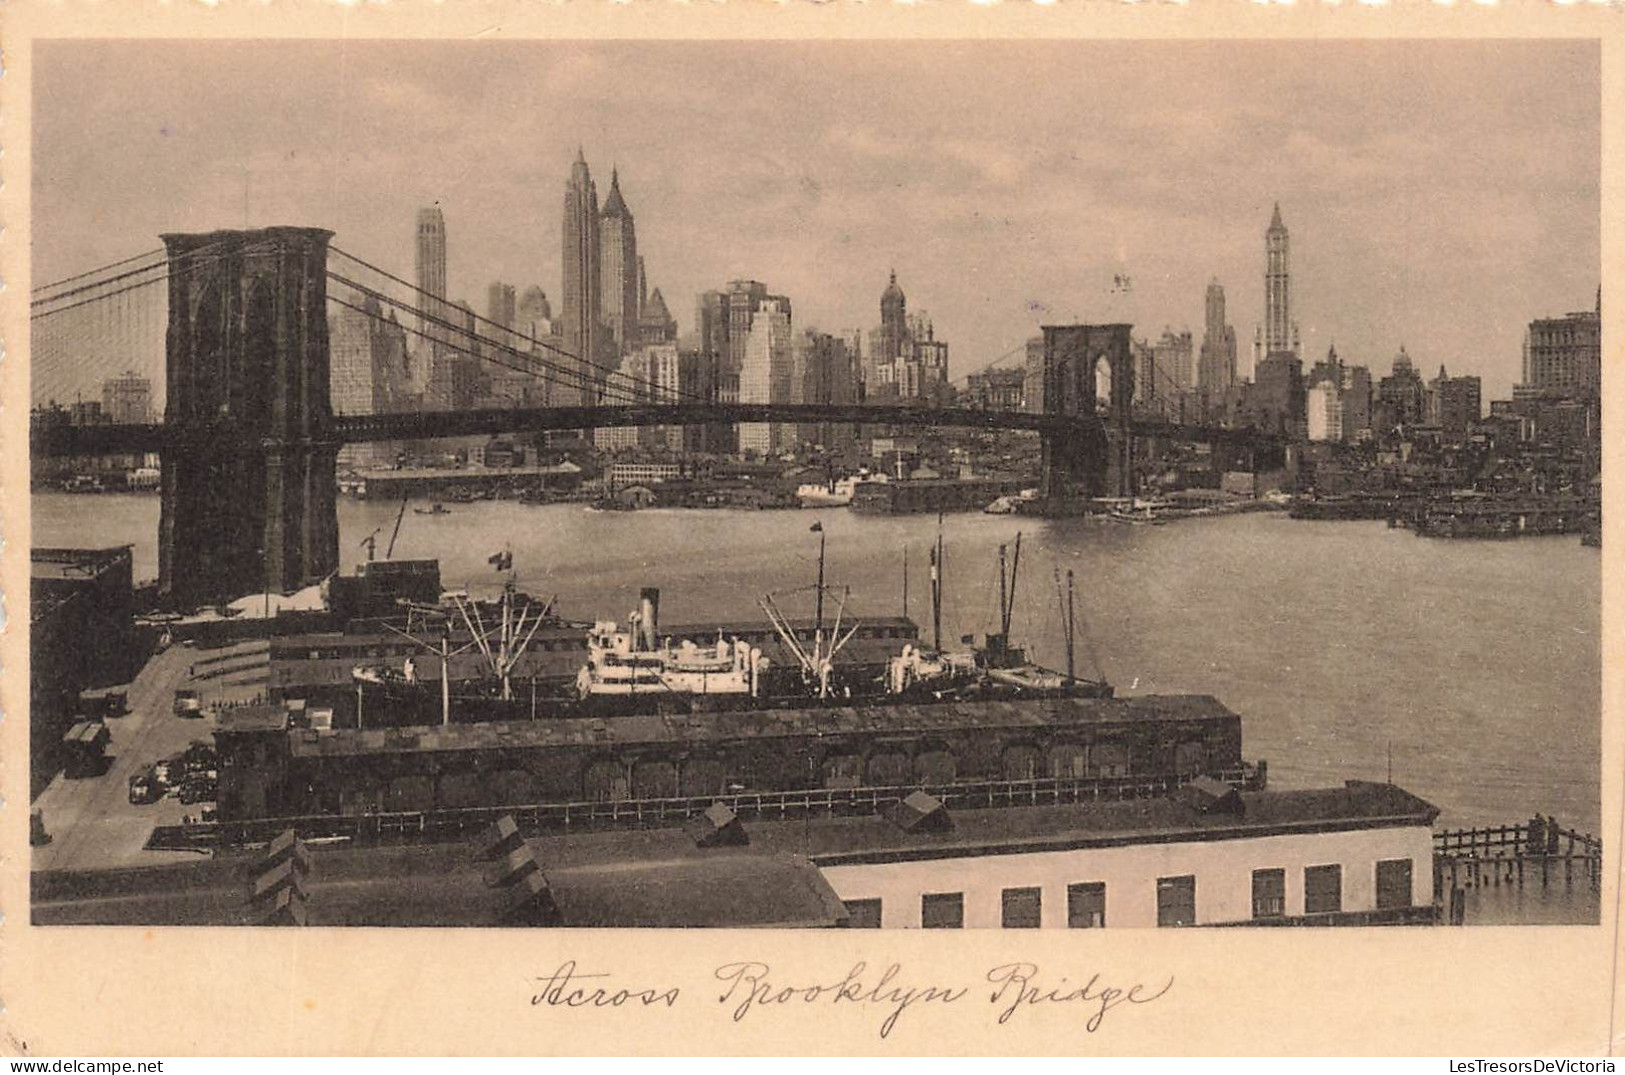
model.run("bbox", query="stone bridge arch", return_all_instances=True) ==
[1040,323,1136,501]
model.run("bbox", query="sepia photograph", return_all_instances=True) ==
[20,33,1603,943]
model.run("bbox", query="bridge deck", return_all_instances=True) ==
[34,403,1286,456]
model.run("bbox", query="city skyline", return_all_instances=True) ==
[34,39,1599,405]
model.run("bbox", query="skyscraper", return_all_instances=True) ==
[1307,380,1342,443]
[486,282,517,331]
[1428,365,1482,442]
[1375,346,1427,434]
[330,293,411,418]
[1263,203,1295,359]
[880,270,908,366]
[102,370,153,424]
[739,297,794,455]
[561,149,602,408]
[1197,279,1237,409]
[693,281,790,453]
[1023,336,1046,415]
[515,286,553,342]
[1341,364,1373,443]
[330,292,412,468]
[795,329,861,447]
[636,288,678,347]
[415,206,449,343]
[599,168,639,358]
[1522,294,1601,401]
[1152,329,1195,393]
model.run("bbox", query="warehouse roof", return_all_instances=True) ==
[30,782,1434,928]
[286,694,1239,758]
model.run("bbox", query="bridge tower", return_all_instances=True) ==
[1039,324,1136,502]
[158,227,339,606]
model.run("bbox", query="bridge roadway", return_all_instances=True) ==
[33,402,1285,457]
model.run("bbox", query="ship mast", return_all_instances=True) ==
[930,513,944,652]
[813,522,826,668]
[384,492,409,559]
[381,614,479,726]
[451,582,552,702]
[761,583,860,699]
[995,531,1023,641]
[1054,566,1076,685]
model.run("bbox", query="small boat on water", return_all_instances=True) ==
[413,502,452,516]
[985,488,1038,514]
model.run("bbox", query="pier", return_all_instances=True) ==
[1393,497,1597,540]
[1432,820,1602,924]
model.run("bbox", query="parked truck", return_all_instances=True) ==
[62,721,110,777]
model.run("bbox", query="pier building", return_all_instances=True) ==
[211,694,1251,824]
[34,780,1435,928]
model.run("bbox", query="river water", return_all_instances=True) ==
[32,492,1602,835]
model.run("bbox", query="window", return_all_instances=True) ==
[1001,887,1042,928]
[1304,865,1342,915]
[921,892,964,929]
[1375,859,1413,911]
[844,898,882,929]
[1067,882,1106,928]
[1251,868,1285,919]
[1156,875,1196,927]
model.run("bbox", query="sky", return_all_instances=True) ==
[33,38,1600,406]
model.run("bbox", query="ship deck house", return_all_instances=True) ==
[264,616,922,726]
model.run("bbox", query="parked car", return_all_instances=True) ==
[178,777,216,805]
[128,772,160,805]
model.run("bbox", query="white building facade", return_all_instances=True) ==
[738,298,794,455]
[814,784,1438,929]
[1307,379,1343,442]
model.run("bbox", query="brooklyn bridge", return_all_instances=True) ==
[31,227,1288,605]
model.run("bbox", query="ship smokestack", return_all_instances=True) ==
[640,588,660,651]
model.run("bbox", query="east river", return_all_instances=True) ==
[32,492,1603,837]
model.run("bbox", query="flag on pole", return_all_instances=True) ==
[488,550,513,571]
[809,522,823,533]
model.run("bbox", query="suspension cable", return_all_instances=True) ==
[30,240,233,313]
[325,273,623,402]
[29,258,169,311]
[29,252,230,322]
[329,245,711,405]
[31,247,166,295]
[326,292,650,409]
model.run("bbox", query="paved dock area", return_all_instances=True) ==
[31,641,266,872]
